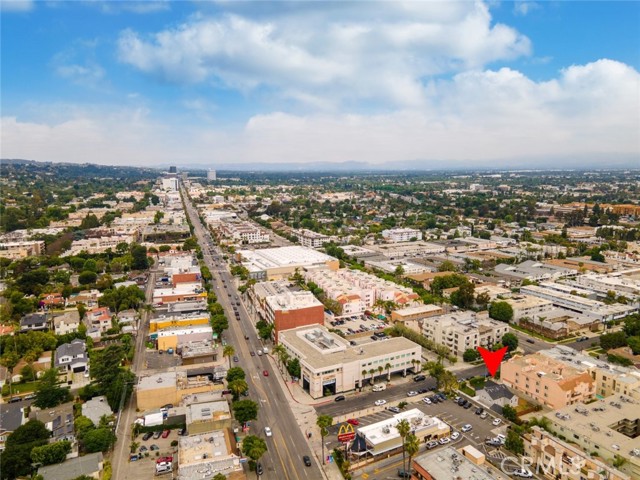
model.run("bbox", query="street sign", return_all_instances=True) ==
[337,422,356,443]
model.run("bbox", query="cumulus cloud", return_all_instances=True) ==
[3,59,638,167]
[117,2,531,108]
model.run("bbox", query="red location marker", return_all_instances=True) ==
[477,346,508,377]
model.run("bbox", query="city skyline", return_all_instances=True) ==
[2,0,639,168]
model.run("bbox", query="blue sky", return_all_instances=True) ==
[2,0,639,168]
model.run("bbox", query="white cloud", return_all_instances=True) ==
[0,0,34,12]
[513,1,540,16]
[51,41,107,90]
[117,2,531,108]
[3,59,638,167]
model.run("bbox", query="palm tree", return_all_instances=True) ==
[385,363,392,382]
[377,366,383,383]
[316,415,334,465]
[404,433,420,475]
[361,369,367,390]
[369,369,375,389]
[396,419,411,474]
[528,416,552,433]
[272,344,286,370]
[223,345,235,368]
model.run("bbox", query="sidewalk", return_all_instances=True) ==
[266,354,345,480]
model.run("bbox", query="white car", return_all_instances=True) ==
[374,399,387,406]
[513,468,533,478]
[439,437,451,445]
[461,424,473,432]
[422,397,432,404]
[264,427,272,437]
[406,391,418,397]
[480,411,488,419]
[496,434,506,443]
[450,432,460,441]
[492,418,502,426]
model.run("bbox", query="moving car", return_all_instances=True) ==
[303,455,312,467]
[492,418,502,426]
[461,424,473,432]
[233,356,239,363]
[413,375,426,382]
[526,338,535,344]
[334,395,346,402]
[406,391,418,397]
[513,468,534,478]
[397,469,411,478]
[264,427,272,437]
[263,370,269,377]
[256,462,264,476]
[346,418,359,426]
[374,399,387,406]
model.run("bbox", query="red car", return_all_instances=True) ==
[161,430,170,438]
[263,370,269,377]
[157,456,173,464]
[346,418,359,426]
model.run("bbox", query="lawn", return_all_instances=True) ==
[1,381,39,397]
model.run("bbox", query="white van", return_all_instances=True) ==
[155,465,172,476]
[372,384,386,392]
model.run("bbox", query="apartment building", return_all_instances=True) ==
[381,228,423,243]
[390,304,444,324]
[279,326,422,399]
[524,426,630,480]
[520,284,635,322]
[501,294,554,321]
[249,281,324,341]
[219,221,270,244]
[293,228,331,248]
[571,272,640,300]
[0,240,45,259]
[544,395,640,479]
[421,311,509,356]
[502,353,595,409]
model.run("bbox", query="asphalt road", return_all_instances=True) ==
[183,186,322,480]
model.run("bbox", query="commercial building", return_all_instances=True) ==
[524,426,630,480]
[369,241,445,259]
[517,308,601,339]
[544,395,640,479]
[520,284,635,322]
[501,294,554,321]
[412,446,503,480]
[152,284,208,305]
[185,398,232,434]
[501,353,595,409]
[278,325,422,399]
[136,371,220,410]
[354,409,449,456]
[207,169,217,181]
[177,430,242,479]
[495,260,576,282]
[390,304,444,324]
[219,221,270,244]
[180,340,219,365]
[237,245,339,281]
[381,228,423,243]
[571,272,640,300]
[161,177,179,191]
[249,281,324,341]
[421,311,509,357]
[149,311,210,333]
[152,325,214,351]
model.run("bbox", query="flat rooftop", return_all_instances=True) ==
[413,447,504,480]
[137,371,177,391]
[177,430,241,479]
[186,400,230,423]
[238,245,335,271]
[279,325,421,369]
[358,409,449,448]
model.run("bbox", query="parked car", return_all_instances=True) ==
[153,431,162,439]
[139,445,148,453]
[413,375,426,382]
[177,428,187,436]
[346,419,359,426]
[450,432,460,441]
[256,462,264,476]
[374,399,387,406]
[461,424,473,432]
[406,391,418,397]
[475,407,484,415]
[422,397,432,405]
[150,444,160,451]
[439,437,451,445]
[161,430,170,439]
[334,395,346,402]
[397,469,411,478]
[387,406,401,413]
[426,440,439,449]
[418,388,428,394]
[142,432,153,441]
[463,402,473,409]
[250,351,255,356]
[492,418,502,426]
[480,412,488,419]
[513,468,534,478]
[303,455,312,467]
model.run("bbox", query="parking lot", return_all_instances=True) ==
[327,315,388,338]
[128,428,180,479]
[145,349,181,371]
[326,394,507,453]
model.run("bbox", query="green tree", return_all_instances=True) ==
[223,345,235,369]
[404,433,420,475]
[78,270,98,285]
[489,301,514,322]
[450,282,475,309]
[82,427,116,453]
[395,419,411,475]
[232,399,259,425]
[0,420,50,479]
[436,370,459,394]
[229,379,249,401]
[286,357,301,378]
[80,214,100,229]
[438,260,457,272]
[502,405,518,422]
[31,440,72,466]
[213,474,227,480]
[130,244,149,270]
[316,415,334,465]
[34,369,72,409]
[502,333,519,352]
[226,367,246,383]
[241,435,267,479]
[505,429,524,455]
[463,348,480,362]
[256,320,274,340]
[210,314,229,336]
[0,352,20,398]
[600,331,628,351]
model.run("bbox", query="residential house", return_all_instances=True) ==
[38,452,104,480]
[31,402,75,443]
[19,313,49,332]
[0,402,25,451]
[85,307,112,333]
[53,310,81,335]
[55,339,88,374]
[475,380,518,411]
[81,396,113,426]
